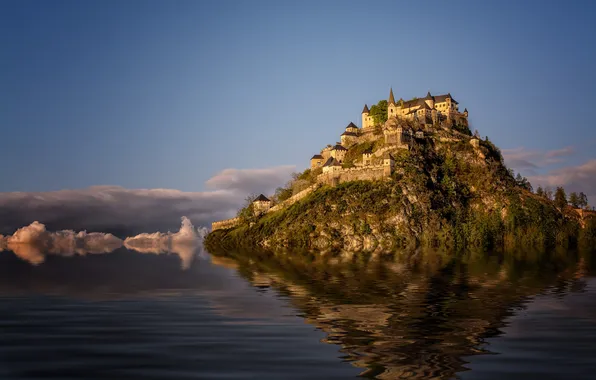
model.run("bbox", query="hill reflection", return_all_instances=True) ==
[209,248,593,379]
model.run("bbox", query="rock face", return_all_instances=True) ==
[205,129,592,253]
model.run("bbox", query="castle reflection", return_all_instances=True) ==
[209,248,593,379]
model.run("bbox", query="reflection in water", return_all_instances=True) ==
[209,248,596,379]
[0,217,202,269]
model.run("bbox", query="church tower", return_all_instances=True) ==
[387,87,397,120]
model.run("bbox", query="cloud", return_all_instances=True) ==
[0,165,295,235]
[502,146,576,173]
[529,159,596,203]
[205,165,295,193]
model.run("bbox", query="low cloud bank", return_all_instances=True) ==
[0,165,295,235]
[1,217,208,268]
[502,146,576,175]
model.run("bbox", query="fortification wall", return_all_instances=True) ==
[269,184,318,213]
[374,144,409,157]
[211,217,240,231]
[317,165,388,186]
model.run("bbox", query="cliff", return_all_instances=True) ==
[205,127,596,253]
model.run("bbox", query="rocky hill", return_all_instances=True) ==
[205,124,595,254]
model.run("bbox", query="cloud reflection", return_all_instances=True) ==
[1,217,204,269]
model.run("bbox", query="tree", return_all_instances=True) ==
[237,194,257,222]
[515,173,533,192]
[579,192,589,209]
[544,186,554,201]
[554,187,567,210]
[369,100,388,126]
[536,186,545,198]
[569,192,580,208]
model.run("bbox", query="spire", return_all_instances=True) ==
[362,104,369,114]
[388,87,395,105]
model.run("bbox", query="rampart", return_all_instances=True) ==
[374,143,409,157]
[269,184,319,213]
[317,165,389,186]
[211,217,240,231]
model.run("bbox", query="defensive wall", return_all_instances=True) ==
[268,184,319,213]
[211,217,240,231]
[317,165,389,186]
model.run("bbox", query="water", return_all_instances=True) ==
[0,247,595,379]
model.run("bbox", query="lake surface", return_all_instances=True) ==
[0,246,595,379]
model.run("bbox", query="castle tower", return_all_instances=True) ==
[253,194,271,216]
[383,153,395,177]
[362,104,372,129]
[424,91,434,110]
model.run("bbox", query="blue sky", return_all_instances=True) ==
[2,0,596,194]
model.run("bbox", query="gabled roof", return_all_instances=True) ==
[424,91,433,100]
[346,122,358,130]
[254,194,270,202]
[311,154,323,159]
[323,157,341,167]
[362,104,369,114]
[332,144,347,151]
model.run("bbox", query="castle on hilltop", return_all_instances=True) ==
[362,88,468,130]
[212,89,475,231]
[311,88,469,172]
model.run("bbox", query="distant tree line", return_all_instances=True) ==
[510,170,590,210]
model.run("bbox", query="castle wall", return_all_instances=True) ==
[317,165,389,186]
[212,217,241,231]
[268,184,319,213]
[374,144,408,157]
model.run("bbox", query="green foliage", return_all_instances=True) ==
[369,100,388,125]
[453,123,472,136]
[237,194,257,223]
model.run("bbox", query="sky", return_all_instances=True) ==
[1,0,596,229]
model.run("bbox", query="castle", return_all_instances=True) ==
[212,89,471,231]
[310,88,469,173]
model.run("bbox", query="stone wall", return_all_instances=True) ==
[211,217,240,231]
[269,184,319,213]
[374,144,409,157]
[317,165,388,186]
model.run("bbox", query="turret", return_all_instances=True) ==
[424,91,434,110]
[383,153,395,177]
[253,194,271,216]
[362,104,372,129]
